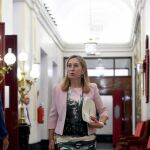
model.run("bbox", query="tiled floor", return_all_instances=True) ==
[29,142,116,150]
[96,143,115,150]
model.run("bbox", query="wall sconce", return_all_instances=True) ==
[18,52,40,124]
[0,48,16,83]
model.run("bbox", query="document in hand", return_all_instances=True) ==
[82,99,96,123]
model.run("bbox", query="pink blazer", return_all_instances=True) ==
[47,83,108,135]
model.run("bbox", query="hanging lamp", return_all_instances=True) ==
[85,0,97,55]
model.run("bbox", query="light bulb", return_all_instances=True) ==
[30,63,40,79]
[18,52,28,62]
[4,48,16,65]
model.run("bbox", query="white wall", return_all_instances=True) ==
[144,0,150,35]
[141,0,150,120]
[63,48,132,58]
[13,0,63,144]
[0,0,13,34]
[37,24,63,142]
[96,96,113,135]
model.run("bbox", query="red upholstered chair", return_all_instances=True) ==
[147,137,150,149]
[116,121,146,150]
[129,136,150,150]
[117,120,150,150]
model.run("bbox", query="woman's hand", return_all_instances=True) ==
[49,129,55,150]
[49,140,55,150]
[88,116,104,128]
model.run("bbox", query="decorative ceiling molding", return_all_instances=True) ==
[15,0,145,54]
[15,0,65,51]
[43,0,135,45]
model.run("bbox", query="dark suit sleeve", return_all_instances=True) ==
[0,95,8,139]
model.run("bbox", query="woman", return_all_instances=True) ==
[48,55,108,150]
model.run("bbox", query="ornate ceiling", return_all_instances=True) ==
[43,0,137,45]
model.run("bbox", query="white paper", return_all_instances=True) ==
[82,99,96,123]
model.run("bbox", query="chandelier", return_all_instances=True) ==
[85,39,97,55]
[85,0,97,55]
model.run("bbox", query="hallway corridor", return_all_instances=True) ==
[1,1,150,150]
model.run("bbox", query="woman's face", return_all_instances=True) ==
[67,57,84,80]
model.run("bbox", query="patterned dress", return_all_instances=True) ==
[56,88,96,150]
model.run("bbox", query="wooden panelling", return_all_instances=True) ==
[90,76,131,95]
[5,35,18,150]
[0,23,5,107]
[90,76,132,141]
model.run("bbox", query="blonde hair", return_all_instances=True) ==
[61,55,90,93]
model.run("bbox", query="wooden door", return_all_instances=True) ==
[0,22,5,105]
[5,35,18,150]
[90,76,132,144]
[112,90,124,146]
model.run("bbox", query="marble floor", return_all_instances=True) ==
[29,142,116,150]
[96,143,115,150]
